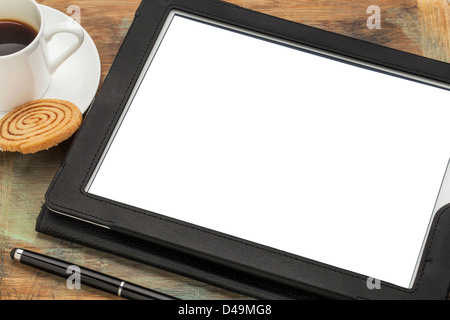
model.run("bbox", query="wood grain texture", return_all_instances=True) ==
[0,0,449,300]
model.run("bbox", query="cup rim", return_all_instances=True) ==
[0,0,44,60]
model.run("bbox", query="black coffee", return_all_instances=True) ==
[0,20,38,56]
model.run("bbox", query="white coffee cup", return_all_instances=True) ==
[0,0,84,112]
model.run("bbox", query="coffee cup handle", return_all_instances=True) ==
[43,21,85,74]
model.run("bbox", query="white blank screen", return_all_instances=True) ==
[88,13,450,288]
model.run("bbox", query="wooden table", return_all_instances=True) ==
[0,0,449,300]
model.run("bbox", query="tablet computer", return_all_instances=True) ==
[43,0,450,299]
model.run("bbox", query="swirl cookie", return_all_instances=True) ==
[0,99,82,154]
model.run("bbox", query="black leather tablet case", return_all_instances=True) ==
[36,0,450,300]
[36,205,321,299]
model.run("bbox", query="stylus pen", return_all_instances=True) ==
[10,248,179,300]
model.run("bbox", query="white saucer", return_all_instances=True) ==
[0,5,101,119]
